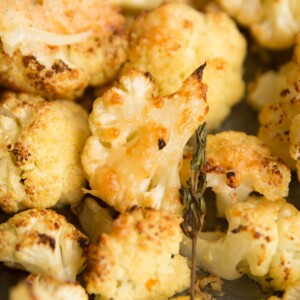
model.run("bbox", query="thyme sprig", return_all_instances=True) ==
[181,123,207,300]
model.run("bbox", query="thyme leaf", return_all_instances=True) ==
[181,123,207,300]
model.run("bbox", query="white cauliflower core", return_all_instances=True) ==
[217,0,300,49]
[181,196,300,291]
[84,207,190,300]
[122,1,246,130]
[9,274,88,300]
[0,92,90,213]
[0,208,88,280]
[82,67,208,214]
[180,131,291,216]
[72,197,114,243]
[0,0,128,99]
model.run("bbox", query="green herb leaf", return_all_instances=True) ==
[181,122,207,300]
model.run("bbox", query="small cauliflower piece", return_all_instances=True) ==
[180,131,291,216]
[0,208,88,281]
[121,2,246,130]
[181,196,300,292]
[9,274,88,300]
[82,67,208,214]
[248,36,300,111]
[72,197,114,243]
[0,92,90,213]
[84,207,190,300]
[217,0,300,49]
[0,0,128,99]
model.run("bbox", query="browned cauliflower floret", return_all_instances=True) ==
[121,2,246,131]
[72,197,114,243]
[0,0,128,100]
[9,274,88,300]
[0,209,88,280]
[181,196,300,292]
[258,77,300,174]
[84,207,190,300]
[81,67,208,214]
[217,0,300,49]
[180,131,291,216]
[0,92,90,213]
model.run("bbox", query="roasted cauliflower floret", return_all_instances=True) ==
[0,92,90,213]
[9,274,88,300]
[0,0,128,99]
[258,78,300,174]
[82,67,208,214]
[72,197,114,243]
[0,208,88,280]
[180,131,291,216]
[248,36,300,111]
[121,2,246,130]
[84,207,190,300]
[181,196,300,292]
[217,0,300,49]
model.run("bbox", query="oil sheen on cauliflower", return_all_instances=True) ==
[84,207,190,300]
[0,0,128,99]
[9,274,88,300]
[217,0,300,49]
[0,208,88,280]
[0,91,90,213]
[181,196,300,292]
[72,197,114,243]
[180,131,291,216]
[121,2,246,131]
[81,67,208,214]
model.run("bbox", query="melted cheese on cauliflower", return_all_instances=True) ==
[82,67,208,214]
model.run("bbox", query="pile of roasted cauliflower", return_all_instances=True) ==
[1,0,300,299]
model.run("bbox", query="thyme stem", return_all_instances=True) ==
[181,123,207,300]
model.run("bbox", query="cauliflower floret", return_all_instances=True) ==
[121,2,246,130]
[84,207,190,300]
[180,131,291,216]
[0,92,90,213]
[248,36,300,111]
[0,208,88,280]
[0,0,128,100]
[9,274,88,300]
[81,67,208,214]
[181,196,300,291]
[72,197,114,243]
[217,0,300,49]
[258,77,300,172]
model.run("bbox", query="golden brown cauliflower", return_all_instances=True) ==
[81,67,208,214]
[181,196,300,292]
[0,208,88,281]
[0,92,90,213]
[180,131,291,216]
[121,2,246,130]
[258,76,300,174]
[217,0,300,49]
[0,0,128,100]
[9,274,88,300]
[72,197,114,243]
[84,207,190,300]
